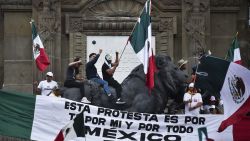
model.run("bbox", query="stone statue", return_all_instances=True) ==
[61,55,188,114]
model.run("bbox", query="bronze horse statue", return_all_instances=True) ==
[61,55,188,114]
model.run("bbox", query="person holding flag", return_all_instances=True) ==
[183,82,203,115]
[30,19,50,72]
[102,52,126,104]
[37,72,58,96]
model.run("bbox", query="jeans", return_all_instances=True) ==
[91,78,111,95]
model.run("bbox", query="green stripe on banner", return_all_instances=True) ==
[130,0,151,53]
[0,90,36,139]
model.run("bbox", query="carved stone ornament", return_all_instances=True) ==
[211,0,240,7]
[158,0,181,6]
[82,0,143,17]
[65,0,165,34]
[37,0,60,42]
[184,0,209,55]
[159,17,174,33]
[0,0,31,5]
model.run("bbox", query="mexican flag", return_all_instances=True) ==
[195,56,250,133]
[225,33,241,65]
[129,0,156,90]
[30,20,50,72]
[0,90,80,141]
[55,111,85,141]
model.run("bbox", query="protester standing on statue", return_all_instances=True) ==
[183,83,203,115]
[37,72,58,96]
[102,52,126,104]
[64,57,91,103]
[86,49,112,99]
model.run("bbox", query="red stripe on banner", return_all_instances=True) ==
[233,115,250,141]
[218,97,250,132]
[54,130,64,141]
[234,60,242,65]
[146,55,156,91]
[36,48,50,72]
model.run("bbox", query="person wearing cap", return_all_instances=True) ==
[183,82,203,115]
[209,96,216,114]
[86,49,112,98]
[102,52,126,104]
[37,72,58,96]
[64,57,90,103]
[177,59,188,71]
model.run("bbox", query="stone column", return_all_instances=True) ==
[69,33,87,79]
[182,0,210,70]
[32,0,61,85]
[156,16,177,59]
[3,12,33,93]
[0,11,3,89]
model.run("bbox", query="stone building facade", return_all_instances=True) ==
[0,0,250,93]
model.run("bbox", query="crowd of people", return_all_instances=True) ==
[178,59,224,115]
[36,49,125,104]
[36,49,224,115]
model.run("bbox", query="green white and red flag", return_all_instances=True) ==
[225,32,241,65]
[195,56,250,133]
[30,20,50,72]
[129,0,156,90]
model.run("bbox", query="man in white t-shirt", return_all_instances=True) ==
[183,83,203,115]
[37,72,58,96]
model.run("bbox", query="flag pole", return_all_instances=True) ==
[30,19,35,95]
[119,0,150,60]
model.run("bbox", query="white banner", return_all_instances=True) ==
[31,96,233,141]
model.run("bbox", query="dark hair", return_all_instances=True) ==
[74,57,81,62]
[89,53,96,58]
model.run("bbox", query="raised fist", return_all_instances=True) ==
[99,49,103,54]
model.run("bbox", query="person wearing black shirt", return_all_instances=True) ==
[86,49,112,97]
[64,57,91,103]
[102,52,125,104]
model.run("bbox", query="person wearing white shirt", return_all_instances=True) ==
[37,72,58,96]
[183,83,203,115]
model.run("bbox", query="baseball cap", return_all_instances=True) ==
[210,96,216,101]
[46,72,53,77]
[189,83,194,88]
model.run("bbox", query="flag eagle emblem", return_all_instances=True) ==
[228,75,245,104]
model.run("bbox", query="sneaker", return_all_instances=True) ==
[81,97,91,104]
[116,98,126,104]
